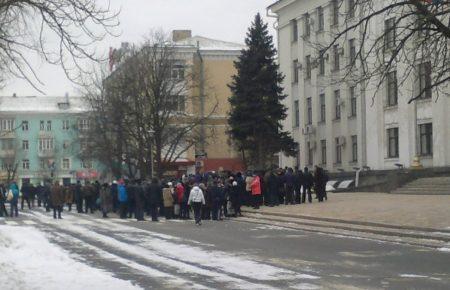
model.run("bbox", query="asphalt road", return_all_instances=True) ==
[2,209,450,289]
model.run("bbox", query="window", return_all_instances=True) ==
[387,128,399,158]
[22,140,29,151]
[318,50,325,75]
[317,7,324,32]
[418,61,432,99]
[350,86,357,117]
[306,97,312,125]
[46,121,52,131]
[167,95,185,112]
[335,137,342,164]
[320,93,326,122]
[385,18,396,49]
[80,140,88,151]
[321,140,327,165]
[62,158,71,170]
[81,160,93,169]
[63,140,70,150]
[171,64,185,80]
[40,120,45,131]
[333,45,340,71]
[347,0,355,18]
[293,59,299,83]
[294,100,300,127]
[22,121,29,131]
[386,71,398,106]
[307,141,313,166]
[305,55,311,79]
[304,13,310,37]
[1,139,14,150]
[332,0,339,26]
[22,159,30,170]
[349,38,356,65]
[334,90,341,120]
[40,160,46,170]
[38,138,54,152]
[0,119,15,131]
[419,123,433,156]
[78,119,90,131]
[291,19,298,42]
[351,135,358,162]
[62,120,70,130]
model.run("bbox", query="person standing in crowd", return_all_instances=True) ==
[9,181,20,217]
[302,167,313,203]
[83,181,94,214]
[43,181,51,212]
[284,168,295,205]
[36,182,44,207]
[75,180,84,213]
[127,180,136,219]
[174,182,184,218]
[294,168,304,204]
[20,181,32,210]
[210,180,224,220]
[188,183,205,226]
[201,183,211,220]
[245,172,253,206]
[118,179,128,219]
[146,178,162,222]
[267,170,279,207]
[162,182,174,220]
[29,183,36,208]
[111,181,119,212]
[229,180,241,217]
[251,173,262,209]
[181,181,191,219]
[100,183,113,218]
[314,166,329,202]
[65,184,74,212]
[50,181,64,219]
[134,180,146,221]
[0,184,8,217]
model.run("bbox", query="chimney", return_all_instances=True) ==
[172,30,192,42]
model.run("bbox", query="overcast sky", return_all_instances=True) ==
[0,0,276,97]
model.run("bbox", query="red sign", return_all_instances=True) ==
[76,171,99,179]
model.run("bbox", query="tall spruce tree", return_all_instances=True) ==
[228,13,297,169]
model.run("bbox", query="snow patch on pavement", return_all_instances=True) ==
[399,274,429,278]
[0,226,142,290]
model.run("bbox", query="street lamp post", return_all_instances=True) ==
[147,129,155,179]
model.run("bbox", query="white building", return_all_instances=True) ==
[269,0,450,172]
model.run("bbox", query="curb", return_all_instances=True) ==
[241,208,450,234]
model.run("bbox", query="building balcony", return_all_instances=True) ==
[0,131,16,139]
[38,149,55,158]
[0,149,16,158]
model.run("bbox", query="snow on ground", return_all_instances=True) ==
[0,225,142,290]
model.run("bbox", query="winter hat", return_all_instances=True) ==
[232,181,238,186]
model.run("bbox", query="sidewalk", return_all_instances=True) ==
[243,192,450,230]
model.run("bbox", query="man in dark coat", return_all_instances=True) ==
[50,181,65,219]
[284,168,295,205]
[134,180,146,221]
[302,167,314,203]
[294,168,304,204]
[75,180,84,213]
[20,182,32,210]
[145,178,162,222]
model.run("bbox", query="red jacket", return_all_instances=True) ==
[175,184,184,203]
[251,176,261,196]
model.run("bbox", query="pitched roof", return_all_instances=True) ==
[174,35,245,51]
[0,95,88,114]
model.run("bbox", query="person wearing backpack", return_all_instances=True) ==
[0,184,8,217]
[9,181,20,217]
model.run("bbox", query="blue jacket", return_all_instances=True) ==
[118,184,128,202]
[9,183,20,202]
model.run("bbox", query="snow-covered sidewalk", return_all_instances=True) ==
[0,225,142,290]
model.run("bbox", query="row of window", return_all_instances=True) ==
[0,119,90,132]
[294,87,357,127]
[0,139,74,151]
[16,159,93,171]
[291,0,356,42]
[387,123,433,158]
[305,135,358,166]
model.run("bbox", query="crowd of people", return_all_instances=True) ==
[0,166,329,225]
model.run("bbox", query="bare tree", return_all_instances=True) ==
[80,32,218,179]
[305,0,449,104]
[0,0,119,91]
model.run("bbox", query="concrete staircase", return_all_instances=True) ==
[391,176,450,195]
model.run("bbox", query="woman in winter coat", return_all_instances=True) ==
[9,182,20,217]
[162,182,174,220]
[188,183,205,226]
[100,183,113,218]
[250,174,262,209]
